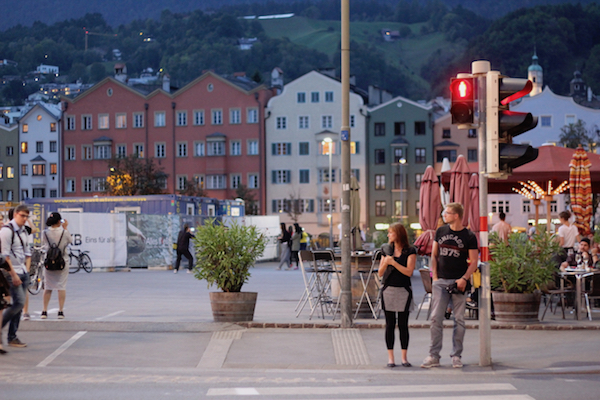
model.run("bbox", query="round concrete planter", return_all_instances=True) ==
[209,292,258,322]
[492,292,542,323]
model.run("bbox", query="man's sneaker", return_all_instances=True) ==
[173,269,178,274]
[452,356,463,368]
[186,269,192,274]
[22,313,30,321]
[9,338,27,348]
[40,311,47,319]
[58,311,65,319]
[420,356,440,368]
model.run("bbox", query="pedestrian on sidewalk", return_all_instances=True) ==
[290,223,302,269]
[276,223,292,270]
[491,212,511,243]
[555,210,580,265]
[174,224,195,274]
[41,212,73,320]
[421,202,478,369]
[378,222,416,368]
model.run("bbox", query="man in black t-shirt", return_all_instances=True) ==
[421,202,478,369]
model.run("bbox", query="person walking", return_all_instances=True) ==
[276,223,292,270]
[290,223,302,270]
[378,223,416,368]
[421,202,478,369]
[41,212,73,320]
[491,212,511,243]
[299,228,310,251]
[174,224,195,274]
[1,204,32,348]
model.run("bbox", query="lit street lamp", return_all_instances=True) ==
[323,138,333,247]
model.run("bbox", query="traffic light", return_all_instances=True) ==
[486,71,539,176]
[450,75,476,127]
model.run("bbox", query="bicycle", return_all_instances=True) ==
[28,247,45,295]
[68,249,93,274]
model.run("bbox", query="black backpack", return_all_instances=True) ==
[44,230,65,271]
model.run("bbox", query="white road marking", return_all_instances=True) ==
[95,310,125,320]
[197,331,244,369]
[37,331,87,368]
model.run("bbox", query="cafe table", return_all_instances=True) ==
[560,268,600,320]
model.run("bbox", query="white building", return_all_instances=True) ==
[36,64,59,75]
[18,103,62,199]
[265,70,368,238]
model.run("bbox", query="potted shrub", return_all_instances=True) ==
[489,231,561,323]
[193,219,267,322]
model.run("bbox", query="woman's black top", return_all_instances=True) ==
[384,246,417,288]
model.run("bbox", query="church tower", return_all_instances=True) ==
[528,49,543,96]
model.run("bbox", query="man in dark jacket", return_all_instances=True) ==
[174,224,195,274]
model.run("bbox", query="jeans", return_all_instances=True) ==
[277,245,291,269]
[428,279,467,359]
[2,272,28,342]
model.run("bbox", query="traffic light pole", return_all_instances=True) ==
[472,60,492,367]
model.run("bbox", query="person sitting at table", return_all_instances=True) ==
[560,238,591,271]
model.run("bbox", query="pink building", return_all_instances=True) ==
[61,71,273,214]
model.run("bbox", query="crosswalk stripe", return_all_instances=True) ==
[207,383,518,396]
[36,331,87,368]
[305,396,534,400]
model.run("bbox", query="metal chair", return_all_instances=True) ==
[416,268,433,320]
[312,250,340,319]
[541,273,574,320]
[296,250,319,319]
[354,250,382,320]
[584,272,600,321]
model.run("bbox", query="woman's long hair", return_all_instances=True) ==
[389,223,409,250]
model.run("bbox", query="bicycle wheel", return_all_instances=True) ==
[80,254,93,273]
[28,265,43,295]
[69,254,80,274]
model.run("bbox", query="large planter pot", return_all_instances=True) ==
[209,292,257,322]
[492,292,542,323]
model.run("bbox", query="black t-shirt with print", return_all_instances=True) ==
[385,246,417,288]
[435,224,478,279]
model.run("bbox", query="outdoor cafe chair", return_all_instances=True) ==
[312,249,341,319]
[416,268,433,320]
[584,272,600,321]
[541,273,574,320]
[296,250,320,319]
[354,250,382,320]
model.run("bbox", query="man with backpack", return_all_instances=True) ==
[1,205,32,348]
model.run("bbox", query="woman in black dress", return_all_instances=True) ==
[378,223,416,367]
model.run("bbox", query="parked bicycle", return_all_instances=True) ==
[68,248,93,274]
[28,246,46,295]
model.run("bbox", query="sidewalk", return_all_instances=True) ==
[16,261,600,373]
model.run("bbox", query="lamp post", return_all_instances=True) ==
[323,138,333,247]
[399,158,406,220]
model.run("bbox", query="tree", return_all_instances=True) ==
[559,120,595,149]
[285,192,304,223]
[178,178,207,197]
[105,155,167,196]
[234,184,258,215]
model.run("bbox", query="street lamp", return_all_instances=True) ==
[399,158,406,220]
[323,138,333,247]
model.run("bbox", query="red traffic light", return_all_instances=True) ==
[450,77,475,125]
[450,78,474,100]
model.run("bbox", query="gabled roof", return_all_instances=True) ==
[435,140,459,147]
[20,103,61,121]
[390,138,409,145]
[369,94,432,113]
[30,155,46,162]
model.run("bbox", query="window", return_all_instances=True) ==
[468,148,477,162]
[374,122,385,136]
[50,122,56,132]
[230,141,241,156]
[318,168,337,183]
[21,142,27,153]
[523,200,531,213]
[319,198,336,213]
[0,166,3,178]
[66,146,75,160]
[321,141,335,155]
[194,142,205,157]
[375,201,386,217]
[6,167,13,178]
[22,123,28,133]
[374,149,385,164]
[154,111,166,127]
[50,163,57,175]
[211,109,223,125]
[94,145,111,159]
[6,146,13,156]
[541,116,552,127]
[272,143,291,155]
[36,141,43,153]
[116,145,126,158]
[230,174,241,189]
[272,170,291,184]
[134,144,144,158]
[93,177,106,192]
[299,116,309,129]
[114,113,126,129]
[66,116,75,131]
[394,173,404,190]
[21,164,28,176]
[247,108,258,124]
[98,114,109,129]
[82,115,92,130]
[248,140,259,155]
[415,121,426,135]
[194,110,205,126]
[375,174,385,190]
[415,148,426,163]
[133,113,144,128]
[155,143,166,158]
[352,169,360,182]
[21,189,28,199]
[32,164,45,176]
[394,122,405,136]
[299,142,309,155]
[207,175,227,189]
[66,179,75,193]
[82,145,92,160]
[49,141,57,153]
[50,189,57,198]
[177,142,188,157]
[468,129,477,138]
[176,111,187,126]
[208,141,225,156]
[229,109,241,124]
[393,148,404,163]
[325,91,334,102]
[491,200,510,213]
[394,201,403,217]
[276,116,287,129]
[248,174,259,189]
[83,178,92,193]
[566,115,576,125]
[193,175,205,189]
[415,173,423,189]
[550,200,557,213]
[299,169,310,183]
[436,149,457,162]
[297,92,306,103]
[442,129,451,138]
[321,115,332,129]
[311,92,319,103]
[177,175,187,191]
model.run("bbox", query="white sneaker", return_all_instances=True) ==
[173,269,178,274]
[420,355,440,368]
[452,356,463,368]
[186,269,192,274]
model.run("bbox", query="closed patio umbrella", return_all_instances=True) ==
[415,166,442,256]
[468,172,480,247]
[569,146,592,236]
[350,175,362,250]
[449,155,471,227]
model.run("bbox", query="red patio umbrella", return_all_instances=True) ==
[569,146,592,236]
[449,155,471,227]
[468,173,480,247]
[414,166,442,255]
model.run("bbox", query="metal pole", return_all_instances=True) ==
[340,0,352,328]
[329,144,333,246]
